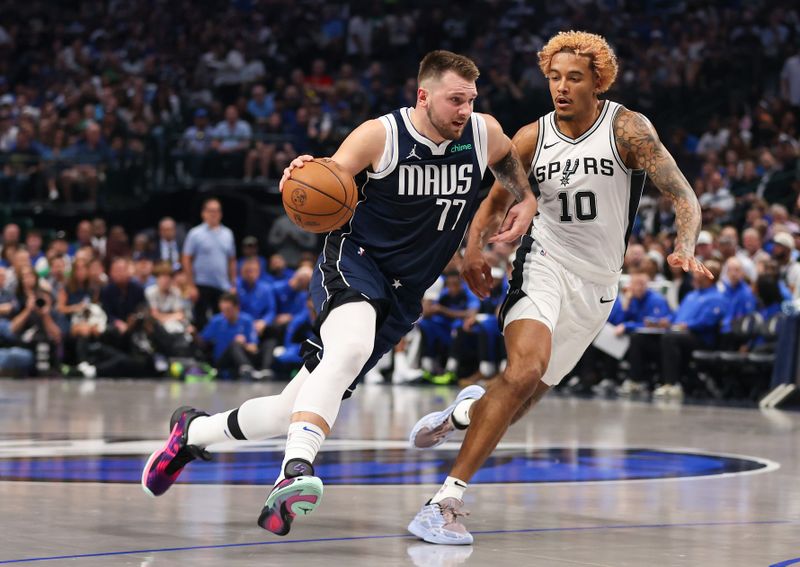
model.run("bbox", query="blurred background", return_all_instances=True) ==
[0,0,798,403]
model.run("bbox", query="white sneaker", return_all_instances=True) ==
[408,498,473,545]
[409,385,485,449]
[617,379,645,396]
[669,384,684,400]
[77,362,97,379]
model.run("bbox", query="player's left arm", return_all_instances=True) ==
[614,108,713,278]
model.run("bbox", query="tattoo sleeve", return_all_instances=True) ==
[614,109,701,254]
[488,145,532,203]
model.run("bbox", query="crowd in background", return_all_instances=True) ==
[0,1,799,399]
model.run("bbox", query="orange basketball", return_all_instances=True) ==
[282,158,358,233]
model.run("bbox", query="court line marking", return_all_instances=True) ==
[0,519,794,564]
[771,559,800,567]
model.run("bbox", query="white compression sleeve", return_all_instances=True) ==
[187,365,311,447]
[291,301,377,428]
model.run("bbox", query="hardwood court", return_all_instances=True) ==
[0,379,798,566]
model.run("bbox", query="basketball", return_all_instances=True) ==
[282,158,358,233]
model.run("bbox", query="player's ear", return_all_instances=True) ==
[417,86,429,108]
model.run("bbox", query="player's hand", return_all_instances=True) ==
[279,155,315,193]
[489,196,537,244]
[462,247,493,299]
[667,245,713,279]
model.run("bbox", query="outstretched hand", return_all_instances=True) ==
[489,197,537,244]
[667,246,714,279]
[279,154,315,193]
[461,248,493,299]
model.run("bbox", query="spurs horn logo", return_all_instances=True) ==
[291,188,308,207]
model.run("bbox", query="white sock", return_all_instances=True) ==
[421,356,435,372]
[431,476,467,504]
[186,366,311,447]
[479,361,496,377]
[276,421,325,484]
[451,398,477,429]
[445,357,458,372]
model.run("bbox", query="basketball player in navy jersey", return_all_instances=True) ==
[142,51,537,536]
[407,31,714,544]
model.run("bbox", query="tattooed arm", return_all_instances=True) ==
[614,108,712,277]
[462,119,539,298]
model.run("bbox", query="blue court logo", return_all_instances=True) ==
[0,443,773,485]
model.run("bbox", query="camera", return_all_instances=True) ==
[35,297,47,309]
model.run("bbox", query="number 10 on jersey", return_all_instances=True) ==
[436,198,467,231]
[557,190,597,222]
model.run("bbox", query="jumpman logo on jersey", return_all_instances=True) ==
[560,158,580,186]
[406,144,421,160]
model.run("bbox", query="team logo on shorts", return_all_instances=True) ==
[291,188,307,208]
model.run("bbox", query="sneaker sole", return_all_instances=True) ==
[409,385,485,450]
[141,420,181,499]
[407,517,474,545]
[258,476,324,536]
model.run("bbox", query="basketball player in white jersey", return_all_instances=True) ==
[407,31,713,545]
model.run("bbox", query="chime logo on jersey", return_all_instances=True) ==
[534,157,615,184]
[397,163,473,196]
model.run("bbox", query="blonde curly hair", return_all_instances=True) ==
[538,31,618,94]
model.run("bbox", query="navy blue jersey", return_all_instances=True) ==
[321,107,489,297]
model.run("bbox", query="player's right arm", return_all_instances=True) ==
[279,119,385,192]
[462,121,539,298]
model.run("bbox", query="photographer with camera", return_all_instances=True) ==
[9,265,61,375]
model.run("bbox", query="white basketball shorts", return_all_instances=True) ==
[499,236,618,386]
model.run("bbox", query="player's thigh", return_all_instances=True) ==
[542,282,616,386]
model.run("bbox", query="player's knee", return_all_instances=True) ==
[328,336,373,371]
[501,361,545,398]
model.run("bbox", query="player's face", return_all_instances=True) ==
[422,71,477,140]
[548,52,599,122]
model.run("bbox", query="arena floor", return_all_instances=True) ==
[1,379,798,566]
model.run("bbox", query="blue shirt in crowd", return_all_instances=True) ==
[672,286,727,346]
[262,267,295,287]
[200,311,257,362]
[431,282,480,328]
[183,223,235,291]
[720,280,757,333]
[272,280,307,316]
[237,255,268,279]
[621,289,672,333]
[237,278,276,325]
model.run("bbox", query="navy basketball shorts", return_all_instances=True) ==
[301,236,422,398]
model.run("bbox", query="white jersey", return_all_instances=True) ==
[529,100,646,286]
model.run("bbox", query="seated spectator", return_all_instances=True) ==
[178,109,213,181]
[741,227,771,270]
[720,257,757,340]
[100,257,146,347]
[267,264,312,344]
[0,266,18,341]
[627,260,725,399]
[272,296,315,376]
[245,112,295,180]
[246,85,274,130]
[210,105,251,178]
[237,236,267,278]
[267,214,318,268]
[262,252,294,285]
[155,217,183,273]
[771,231,800,295]
[418,271,479,380]
[74,220,94,254]
[46,255,68,296]
[60,121,109,206]
[57,259,104,363]
[718,227,757,283]
[198,292,260,379]
[25,229,46,272]
[133,255,155,288]
[1,124,44,205]
[9,265,61,374]
[146,262,194,358]
[237,256,277,375]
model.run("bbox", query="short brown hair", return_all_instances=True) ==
[418,50,479,85]
[153,261,173,278]
[538,31,618,93]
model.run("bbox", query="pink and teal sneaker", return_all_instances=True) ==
[257,459,324,536]
[141,406,211,497]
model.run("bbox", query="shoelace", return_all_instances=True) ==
[437,503,470,525]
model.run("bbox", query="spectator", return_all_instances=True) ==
[627,260,725,399]
[237,256,277,375]
[60,121,109,206]
[246,85,274,129]
[91,217,107,259]
[741,227,771,267]
[100,257,146,344]
[719,257,758,339]
[771,231,800,295]
[155,217,183,272]
[10,265,61,373]
[198,292,260,380]
[25,229,46,269]
[182,198,236,329]
[105,225,131,266]
[237,236,267,278]
[267,214,317,268]
[0,266,18,340]
[1,124,44,205]
[57,259,104,364]
[210,105,251,177]
[180,108,213,180]
[146,262,194,358]
[133,256,155,288]
[0,223,20,259]
[263,252,294,286]
[718,228,757,283]
[74,220,94,254]
[267,264,312,347]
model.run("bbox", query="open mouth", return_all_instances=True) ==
[556,96,571,108]
[452,120,465,129]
